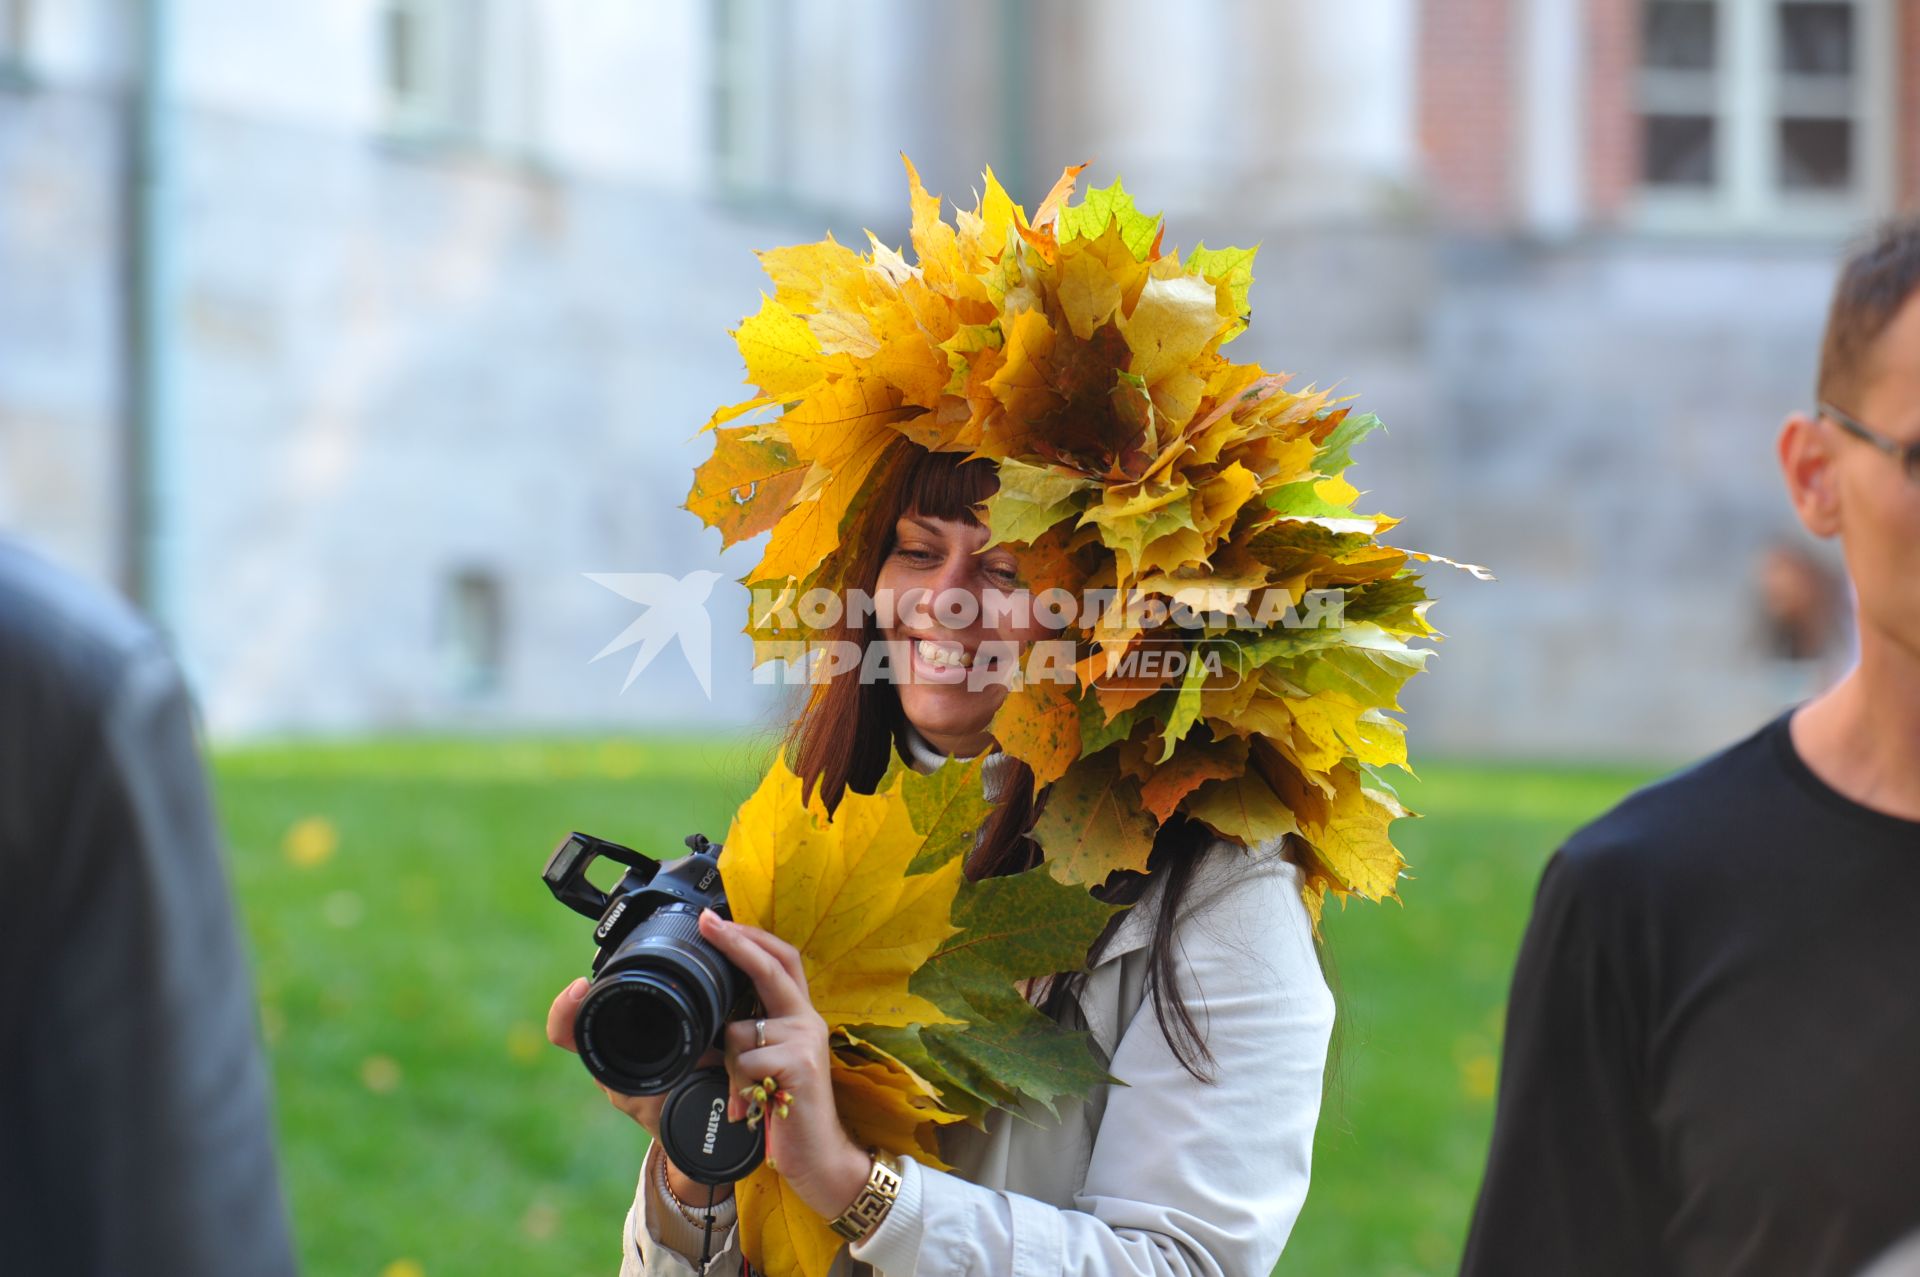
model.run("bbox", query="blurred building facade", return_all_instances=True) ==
[0,0,1909,754]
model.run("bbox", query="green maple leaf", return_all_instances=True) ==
[849,864,1118,1122]
[901,754,996,874]
[1312,411,1383,476]
[1265,477,1359,520]
[846,771,1120,1123]
[921,1000,1110,1120]
[1057,179,1162,260]
[1157,643,1217,760]
[923,865,1122,1016]
[1341,576,1437,635]
[1185,242,1258,339]
[911,863,1122,1117]
[850,1023,1003,1124]
[980,460,1092,550]
[1077,688,1166,756]
[1272,627,1432,710]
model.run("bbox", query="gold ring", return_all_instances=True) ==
[754,1018,767,1049]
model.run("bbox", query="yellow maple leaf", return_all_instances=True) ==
[1057,248,1123,340]
[736,294,828,398]
[1275,761,1408,904]
[901,155,968,294]
[737,1044,970,1277]
[1186,770,1299,847]
[750,381,906,585]
[1030,749,1157,885]
[722,761,978,1277]
[834,1049,963,1167]
[756,235,869,314]
[721,759,964,1031]
[1119,273,1222,389]
[738,1172,842,1277]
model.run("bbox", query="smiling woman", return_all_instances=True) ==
[785,439,1273,1070]
[546,158,1455,1277]
[558,440,1335,1277]
[876,496,1028,756]
[792,449,1029,789]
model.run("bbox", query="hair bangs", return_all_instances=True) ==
[898,448,999,526]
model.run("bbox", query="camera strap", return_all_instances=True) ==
[698,1183,718,1270]
[690,1184,757,1277]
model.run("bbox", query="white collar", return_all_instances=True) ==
[899,722,1019,801]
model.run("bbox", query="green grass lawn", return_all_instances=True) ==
[213,736,1660,1277]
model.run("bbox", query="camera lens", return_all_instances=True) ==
[586,984,681,1074]
[573,905,740,1095]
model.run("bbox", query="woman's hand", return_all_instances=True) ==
[545,977,732,1205]
[699,908,873,1221]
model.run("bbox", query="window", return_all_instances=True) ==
[1640,2,1719,187]
[1635,0,1894,230]
[0,0,31,76]
[381,0,488,143]
[380,0,542,157]
[1776,2,1856,190]
[710,0,780,199]
[438,568,505,696]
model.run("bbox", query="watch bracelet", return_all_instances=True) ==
[828,1151,902,1242]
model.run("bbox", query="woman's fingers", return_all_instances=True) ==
[546,977,589,1053]
[547,977,660,1134]
[723,1018,769,1119]
[724,1017,762,1057]
[698,910,810,1018]
[734,924,810,996]
[721,1019,824,1117]
[731,1044,821,1091]
[724,1042,819,1124]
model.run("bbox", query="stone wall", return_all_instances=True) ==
[0,32,1861,760]
[1213,226,1845,760]
[0,80,124,586]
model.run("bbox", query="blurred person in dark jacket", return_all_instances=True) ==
[1462,222,1920,1275]
[0,537,297,1276]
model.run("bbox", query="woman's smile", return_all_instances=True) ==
[907,635,976,679]
[874,511,1041,755]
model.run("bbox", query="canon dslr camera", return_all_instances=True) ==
[543,831,763,1183]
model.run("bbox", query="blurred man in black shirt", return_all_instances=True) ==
[0,539,297,1276]
[1463,221,1920,1276]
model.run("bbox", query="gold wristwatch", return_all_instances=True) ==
[828,1150,903,1242]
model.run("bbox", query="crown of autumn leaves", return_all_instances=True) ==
[687,156,1483,927]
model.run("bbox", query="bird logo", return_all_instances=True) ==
[585,571,724,698]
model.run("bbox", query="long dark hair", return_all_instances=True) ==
[786,444,1220,1081]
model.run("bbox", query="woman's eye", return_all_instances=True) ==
[894,546,938,565]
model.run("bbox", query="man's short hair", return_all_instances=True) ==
[1817,216,1920,409]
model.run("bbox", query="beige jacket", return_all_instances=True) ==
[617,837,1334,1277]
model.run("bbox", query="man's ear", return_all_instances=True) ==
[1778,412,1843,538]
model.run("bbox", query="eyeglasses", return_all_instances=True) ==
[1818,401,1920,485]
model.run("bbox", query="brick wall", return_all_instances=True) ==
[1417,0,1515,227]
